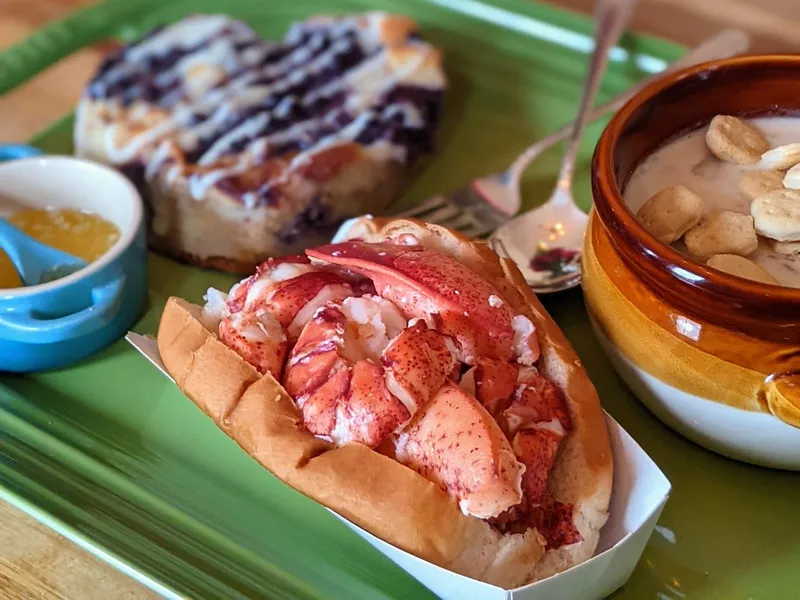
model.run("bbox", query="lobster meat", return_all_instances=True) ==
[306,242,540,365]
[464,358,581,547]
[395,383,525,519]
[283,296,456,448]
[203,238,576,539]
[226,255,356,340]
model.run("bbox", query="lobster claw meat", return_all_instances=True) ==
[461,359,580,547]
[283,305,350,399]
[204,255,356,376]
[511,425,582,548]
[382,320,458,414]
[218,310,288,378]
[462,361,572,436]
[394,383,525,519]
[511,428,563,505]
[283,296,457,448]
[503,367,572,436]
[306,242,538,364]
[460,357,519,416]
[227,255,354,340]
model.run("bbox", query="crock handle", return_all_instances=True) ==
[764,372,800,428]
[0,275,125,344]
[0,144,44,162]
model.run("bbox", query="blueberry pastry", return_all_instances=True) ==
[75,13,445,272]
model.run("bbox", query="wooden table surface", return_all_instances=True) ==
[0,0,797,598]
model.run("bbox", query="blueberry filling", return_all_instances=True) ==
[183,90,349,164]
[277,195,340,245]
[247,32,337,88]
[89,42,202,103]
[384,85,443,128]
[256,31,312,67]
[92,16,443,211]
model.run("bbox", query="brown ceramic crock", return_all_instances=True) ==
[584,55,800,468]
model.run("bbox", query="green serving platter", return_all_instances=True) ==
[1,0,799,598]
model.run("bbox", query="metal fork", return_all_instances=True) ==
[396,28,750,238]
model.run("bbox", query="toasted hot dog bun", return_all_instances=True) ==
[157,218,612,587]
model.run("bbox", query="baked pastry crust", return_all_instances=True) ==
[75,13,446,272]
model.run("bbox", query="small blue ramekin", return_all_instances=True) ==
[0,145,147,372]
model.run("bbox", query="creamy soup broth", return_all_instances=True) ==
[624,117,800,288]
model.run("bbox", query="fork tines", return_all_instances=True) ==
[396,187,510,238]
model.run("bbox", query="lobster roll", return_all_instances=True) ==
[157,217,612,587]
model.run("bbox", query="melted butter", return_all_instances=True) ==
[624,117,800,288]
[0,208,120,289]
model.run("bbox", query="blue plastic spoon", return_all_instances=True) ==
[0,217,88,286]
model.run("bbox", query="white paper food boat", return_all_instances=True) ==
[127,333,670,600]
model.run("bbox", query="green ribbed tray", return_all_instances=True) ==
[2,1,798,598]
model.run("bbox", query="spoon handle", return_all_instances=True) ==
[0,217,29,274]
[506,28,750,183]
[556,0,638,192]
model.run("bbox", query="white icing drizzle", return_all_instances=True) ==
[94,13,442,205]
[165,163,182,186]
[126,15,231,63]
[189,167,239,200]
[198,113,270,166]
[105,117,179,164]
[144,141,173,180]
[384,102,423,128]
[187,115,336,200]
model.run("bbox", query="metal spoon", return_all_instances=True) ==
[488,0,638,293]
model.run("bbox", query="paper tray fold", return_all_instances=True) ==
[127,332,671,600]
